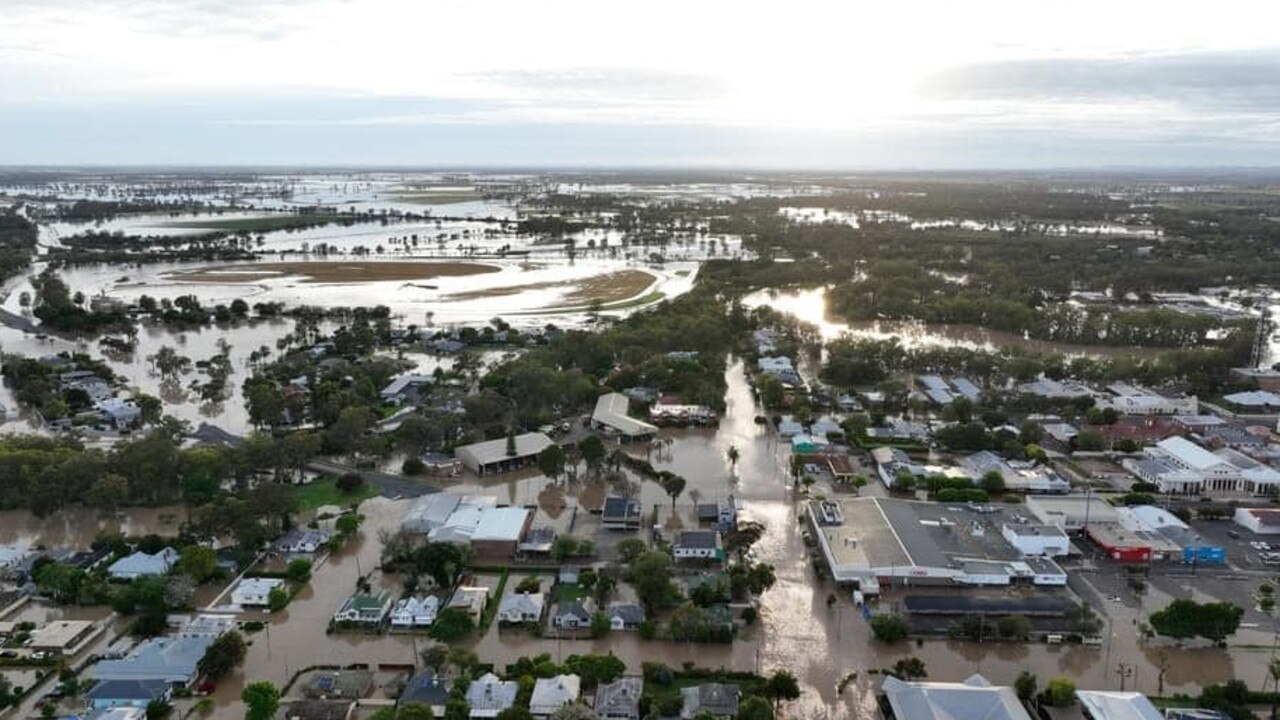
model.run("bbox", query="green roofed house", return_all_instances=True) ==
[333,592,393,625]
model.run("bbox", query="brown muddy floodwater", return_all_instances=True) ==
[197,358,1268,719]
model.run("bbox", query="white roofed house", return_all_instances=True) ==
[273,529,333,557]
[108,548,178,581]
[390,595,440,628]
[496,592,545,625]
[466,673,519,719]
[880,674,1031,720]
[97,398,142,429]
[231,578,285,607]
[592,393,658,440]
[529,674,581,718]
[757,356,802,386]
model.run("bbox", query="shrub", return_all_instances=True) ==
[869,614,910,643]
[336,472,364,494]
[402,457,425,476]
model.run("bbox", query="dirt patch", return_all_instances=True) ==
[444,269,655,305]
[166,261,501,284]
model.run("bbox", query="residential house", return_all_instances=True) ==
[422,452,462,477]
[606,603,645,631]
[83,708,147,720]
[107,548,178,581]
[231,578,284,607]
[695,497,739,526]
[496,592,545,625]
[273,529,333,557]
[332,592,393,626]
[390,595,440,628]
[879,674,1031,720]
[465,673,519,719]
[305,670,374,699]
[1075,690,1164,720]
[601,496,642,530]
[673,530,723,561]
[85,680,172,710]
[757,356,801,386]
[447,586,490,618]
[529,674,581,718]
[90,635,215,687]
[398,671,451,715]
[97,399,141,429]
[775,416,804,437]
[679,684,740,720]
[595,677,643,720]
[380,374,434,406]
[552,598,595,629]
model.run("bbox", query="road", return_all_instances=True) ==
[305,459,440,499]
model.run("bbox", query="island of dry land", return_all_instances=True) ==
[165,260,501,284]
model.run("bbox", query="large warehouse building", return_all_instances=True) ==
[455,432,554,475]
[806,497,1066,594]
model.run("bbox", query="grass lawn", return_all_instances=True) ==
[552,583,586,603]
[392,191,480,205]
[295,476,379,510]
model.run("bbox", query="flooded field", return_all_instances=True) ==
[780,206,1163,239]
[743,286,1168,358]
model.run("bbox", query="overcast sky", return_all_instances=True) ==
[4,0,1280,168]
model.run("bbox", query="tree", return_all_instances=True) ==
[177,545,218,583]
[996,614,1030,640]
[1042,677,1076,707]
[87,473,130,510]
[548,705,598,720]
[538,444,567,481]
[869,614,910,643]
[764,670,800,713]
[267,587,289,612]
[286,558,313,582]
[630,550,680,612]
[398,704,436,720]
[979,470,1006,495]
[197,630,246,680]
[336,472,365,494]
[590,611,611,638]
[495,709,533,720]
[617,538,647,563]
[429,607,474,641]
[579,435,606,477]
[1014,671,1037,701]
[242,681,280,720]
[1148,599,1243,642]
[660,474,686,509]
[735,696,774,720]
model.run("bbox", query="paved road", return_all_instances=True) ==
[305,459,440,499]
[0,307,39,334]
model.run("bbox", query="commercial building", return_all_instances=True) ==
[1000,523,1070,557]
[1026,495,1120,531]
[806,497,1067,593]
[1234,507,1280,535]
[1099,383,1198,416]
[86,680,172,710]
[880,674,1031,720]
[400,494,531,557]
[1232,367,1280,392]
[1125,437,1280,495]
[1117,505,1225,564]
[455,432,555,475]
[29,620,99,654]
[591,393,658,440]
[673,530,723,561]
[960,451,1070,494]
[1223,390,1280,411]
[601,496,642,530]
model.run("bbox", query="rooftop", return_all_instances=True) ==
[456,432,554,466]
[1075,690,1163,720]
[881,674,1032,720]
[592,393,658,437]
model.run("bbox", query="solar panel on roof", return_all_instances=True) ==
[316,676,334,691]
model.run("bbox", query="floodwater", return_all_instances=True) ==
[0,504,188,547]
[780,206,1162,239]
[742,286,1166,358]
[7,358,1262,719]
